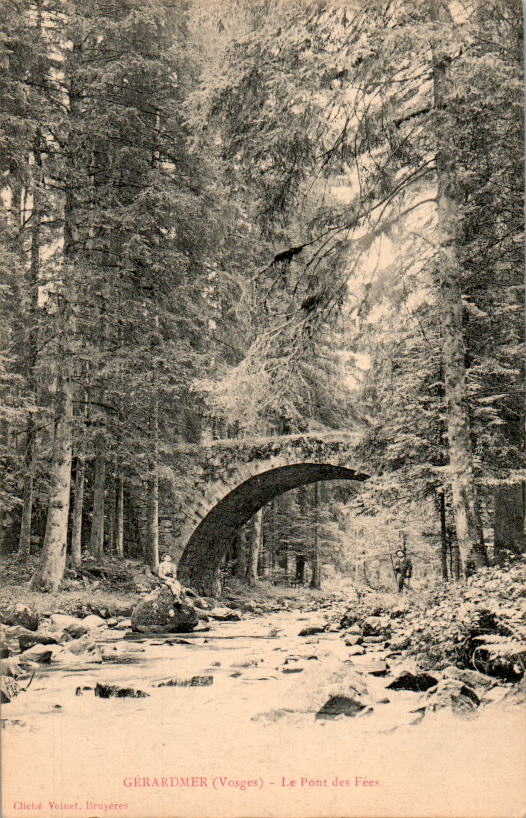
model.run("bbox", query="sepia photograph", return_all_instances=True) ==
[0,1,525,817]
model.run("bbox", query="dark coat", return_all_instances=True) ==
[393,556,412,578]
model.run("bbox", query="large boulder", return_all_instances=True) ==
[389,632,412,651]
[81,615,106,630]
[347,655,389,676]
[0,657,23,678]
[208,607,242,622]
[298,625,325,636]
[131,586,199,633]
[281,660,370,714]
[426,679,480,716]
[50,614,83,631]
[19,632,59,652]
[316,694,368,720]
[347,645,366,656]
[387,671,438,692]
[342,623,363,637]
[1,603,39,632]
[18,644,54,663]
[0,676,20,703]
[442,666,496,691]
[340,610,359,629]
[344,634,363,647]
[362,616,392,638]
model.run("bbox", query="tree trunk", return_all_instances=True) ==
[144,306,160,574]
[182,564,223,597]
[494,484,526,558]
[310,482,321,589]
[18,132,42,562]
[17,421,35,562]
[211,565,223,597]
[106,466,116,554]
[114,472,124,558]
[28,19,79,592]
[89,442,106,558]
[235,529,247,578]
[71,454,85,569]
[432,40,488,575]
[247,509,262,586]
[449,533,461,581]
[29,373,73,592]
[439,490,449,581]
[145,472,159,573]
[259,514,272,580]
[0,514,7,556]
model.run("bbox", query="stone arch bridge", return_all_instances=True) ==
[170,433,368,594]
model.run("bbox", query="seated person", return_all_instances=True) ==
[158,553,182,597]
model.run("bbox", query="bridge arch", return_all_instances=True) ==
[177,460,368,594]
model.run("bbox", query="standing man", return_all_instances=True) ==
[393,549,412,592]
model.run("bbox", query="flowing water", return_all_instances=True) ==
[2,609,524,818]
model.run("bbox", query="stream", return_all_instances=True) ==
[2,608,524,818]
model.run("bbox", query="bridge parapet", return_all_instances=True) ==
[191,431,363,475]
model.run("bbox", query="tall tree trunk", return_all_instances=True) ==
[18,422,35,561]
[106,465,116,554]
[432,38,488,575]
[439,490,449,581]
[494,484,526,559]
[29,20,80,592]
[114,472,124,558]
[259,508,272,580]
[71,454,85,569]
[18,134,42,562]
[71,390,89,568]
[144,307,160,573]
[310,482,321,589]
[247,509,262,586]
[235,529,247,578]
[0,514,7,556]
[29,372,73,592]
[449,533,461,581]
[89,441,106,558]
[145,473,159,573]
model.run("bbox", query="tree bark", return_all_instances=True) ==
[494,484,526,558]
[235,529,247,578]
[89,441,106,558]
[18,133,42,562]
[439,490,449,581]
[114,472,124,558]
[29,373,73,591]
[29,19,79,592]
[450,537,461,580]
[247,509,262,586]
[71,454,85,568]
[310,482,321,589]
[145,472,159,573]
[106,466,116,554]
[144,306,160,574]
[432,39,488,575]
[17,422,35,562]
